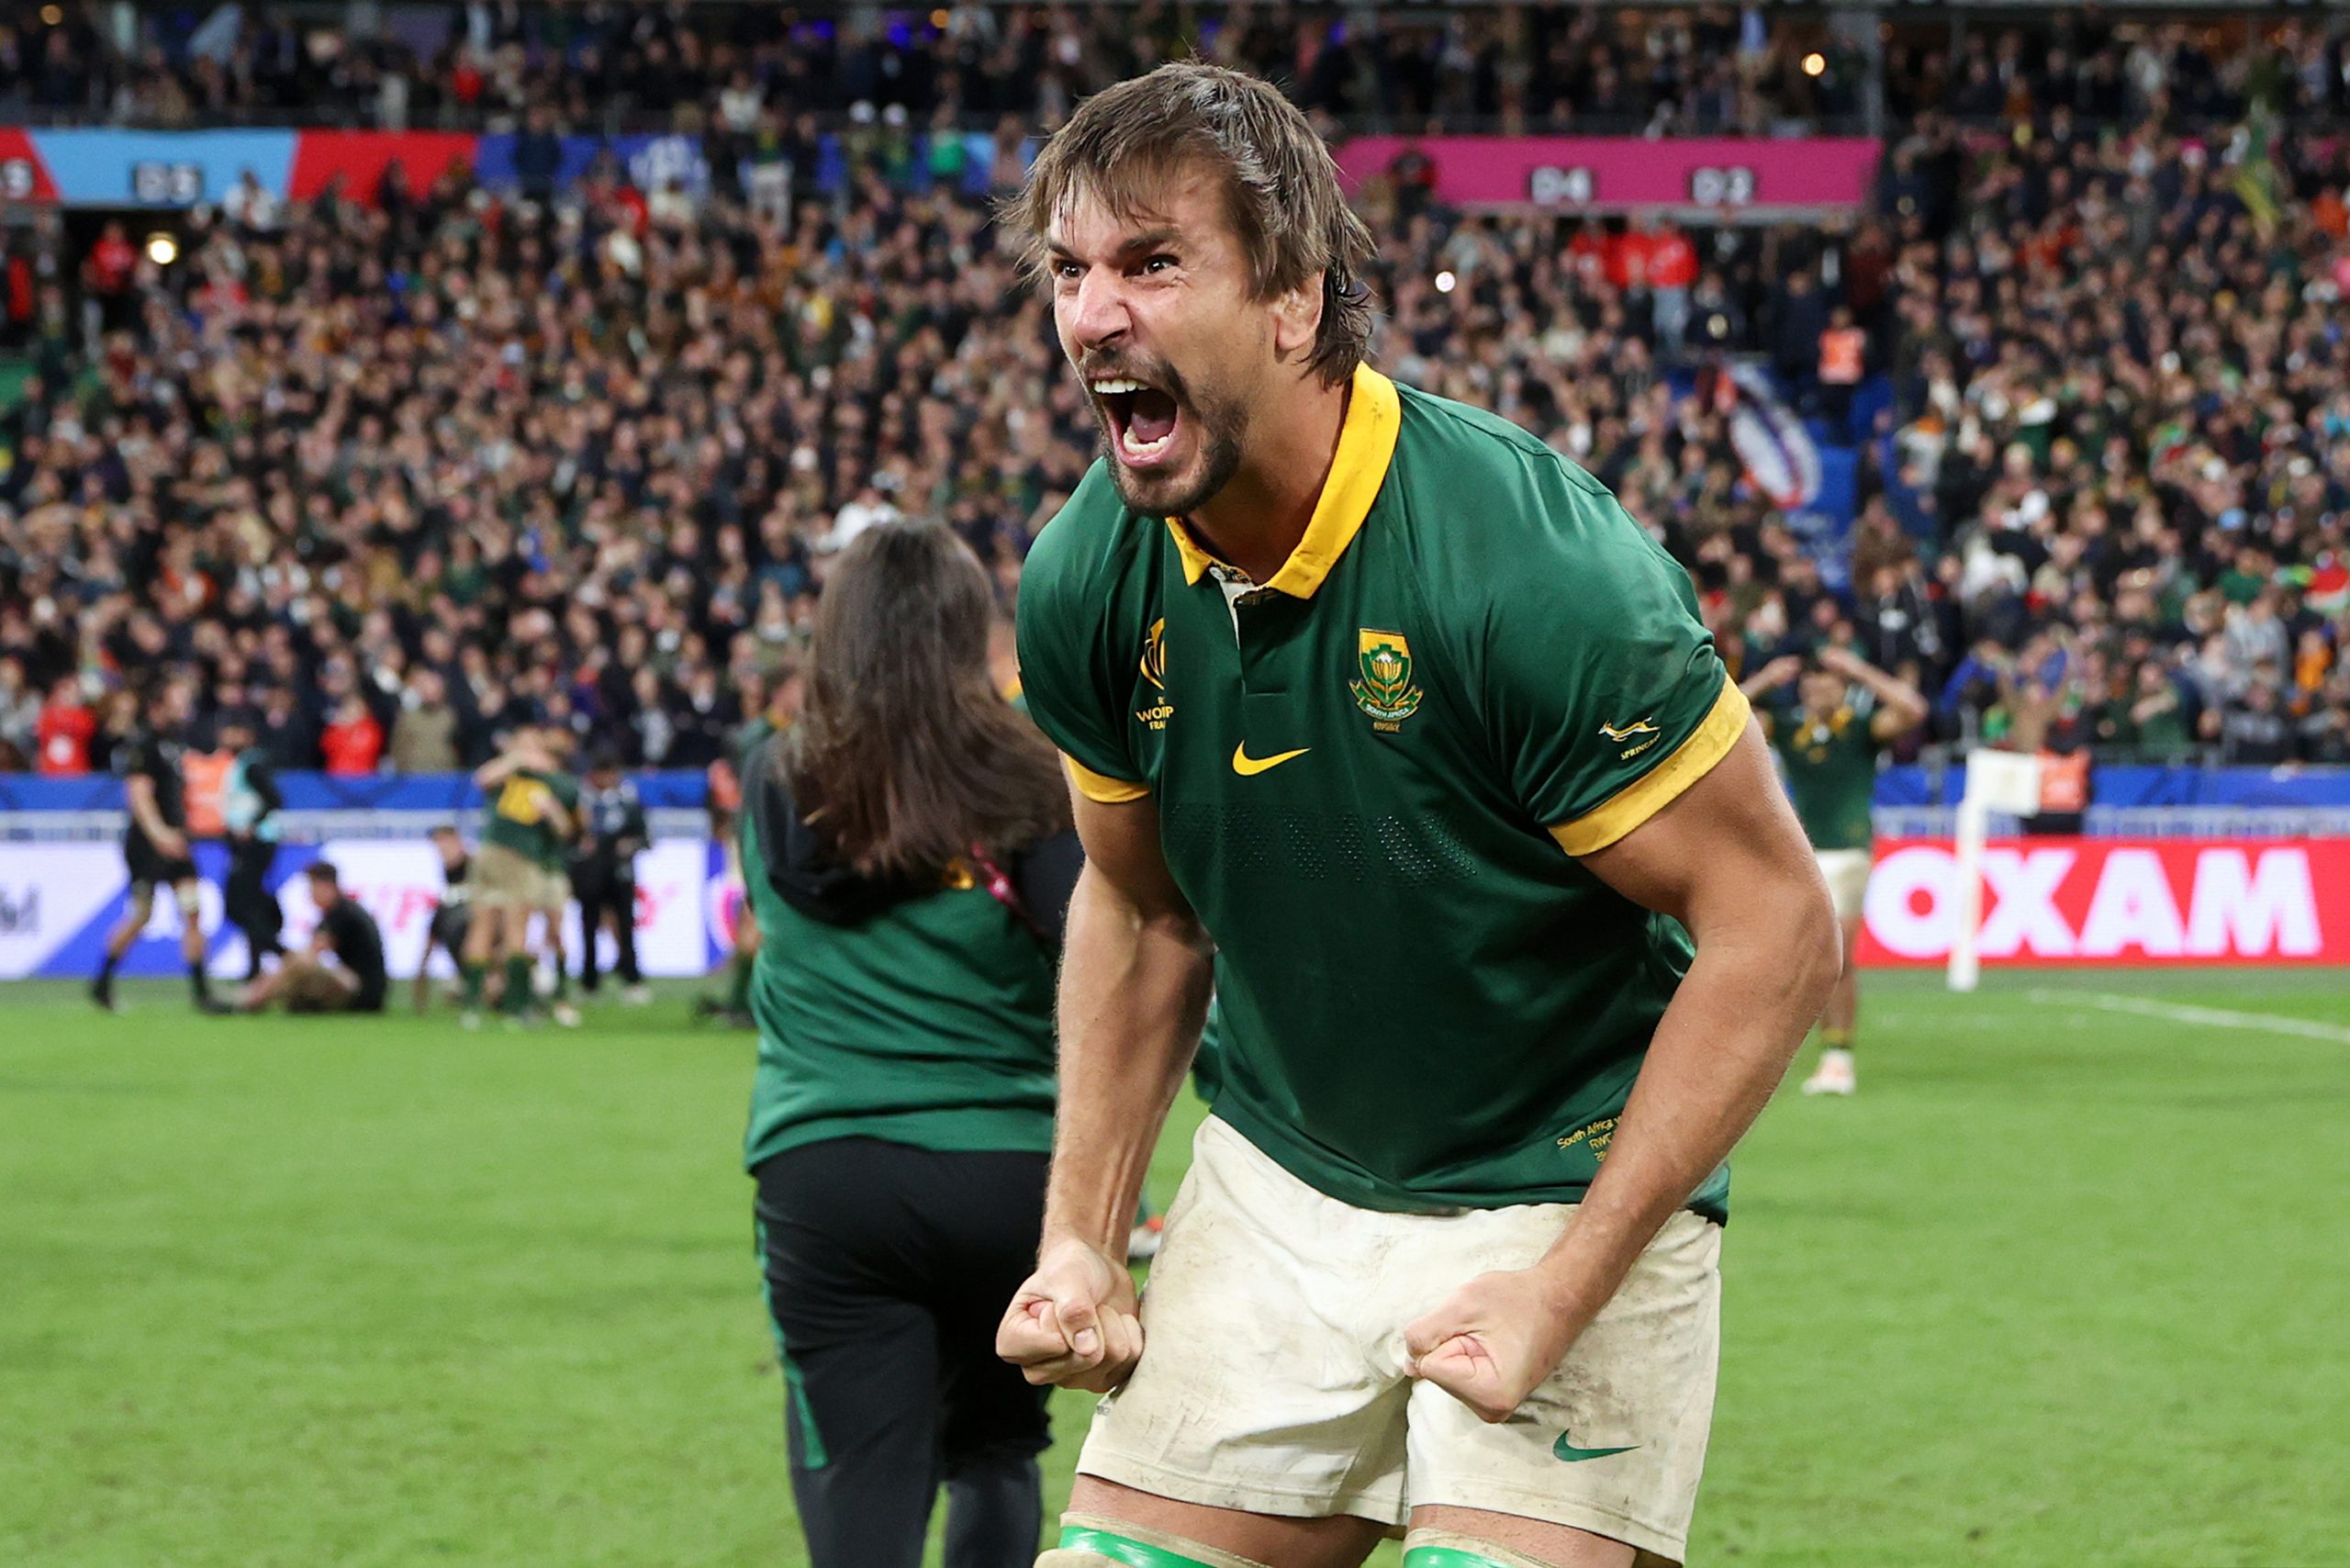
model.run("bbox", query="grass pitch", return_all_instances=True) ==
[4,970,2344,1567]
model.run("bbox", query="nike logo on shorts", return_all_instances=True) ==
[1553,1431,1639,1463]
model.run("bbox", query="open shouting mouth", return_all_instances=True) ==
[1089,371,1187,472]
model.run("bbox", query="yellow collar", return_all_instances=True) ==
[1164,364,1401,599]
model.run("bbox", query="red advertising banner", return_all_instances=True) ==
[1858,838,2350,968]
[1333,135,1881,212]
[288,130,479,206]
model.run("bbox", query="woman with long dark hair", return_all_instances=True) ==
[742,520,1078,1568]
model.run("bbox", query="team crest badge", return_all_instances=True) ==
[1350,629,1423,731]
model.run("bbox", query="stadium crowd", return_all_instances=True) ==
[5,1,1850,137]
[7,3,2349,139]
[2,14,2350,778]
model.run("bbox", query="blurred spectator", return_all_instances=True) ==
[2214,679,2295,765]
[80,221,137,334]
[388,670,461,774]
[2302,666,2350,762]
[320,694,385,777]
[0,655,39,767]
[35,678,96,776]
[1818,306,1867,429]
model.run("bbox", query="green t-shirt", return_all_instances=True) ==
[1774,708,1880,851]
[2137,710,2195,760]
[738,747,1058,1169]
[480,767,579,868]
[1016,367,1745,1219]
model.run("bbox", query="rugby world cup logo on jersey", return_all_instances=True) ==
[1350,629,1424,731]
[1135,618,1174,730]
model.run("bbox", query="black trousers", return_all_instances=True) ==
[754,1139,1052,1568]
[571,862,639,990]
[225,837,283,972]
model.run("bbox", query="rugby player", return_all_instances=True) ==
[528,725,587,1028]
[1741,645,1928,1095]
[413,824,474,1013]
[998,64,1840,1568]
[238,861,388,1015]
[92,680,228,1015]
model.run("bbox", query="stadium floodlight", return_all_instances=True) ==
[1948,749,2043,992]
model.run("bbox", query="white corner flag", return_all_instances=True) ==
[1948,749,2042,992]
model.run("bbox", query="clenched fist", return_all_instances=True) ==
[1403,1266,1584,1424]
[996,1234,1143,1394]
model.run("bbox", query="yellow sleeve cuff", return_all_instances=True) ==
[1064,754,1149,804]
[1550,676,1751,857]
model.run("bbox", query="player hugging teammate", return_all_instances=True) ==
[459,725,581,1029]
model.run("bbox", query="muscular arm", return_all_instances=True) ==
[1043,789,1214,1255]
[998,781,1214,1391]
[1407,725,1840,1419]
[1544,725,1836,1296]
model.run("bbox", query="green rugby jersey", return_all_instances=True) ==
[1774,708,1879,852]
[1017,366,1748,1218]
[481,767,580,868]
[737,751,1058,1170]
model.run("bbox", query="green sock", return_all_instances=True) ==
[550,958,569,1002]
[503,956,534,1014]
[462,963,485,1010]
[726,952,753,1013]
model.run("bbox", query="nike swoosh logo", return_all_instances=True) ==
[1553,1433,1639,1463]
[1231,743,1309,777]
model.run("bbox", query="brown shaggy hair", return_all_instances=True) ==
[787,521,1069,879]
[1002,61,1377,387]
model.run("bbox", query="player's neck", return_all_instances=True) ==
[1185,375,1351,585]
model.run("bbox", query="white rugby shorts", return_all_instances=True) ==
[1077,1117,1722,1562]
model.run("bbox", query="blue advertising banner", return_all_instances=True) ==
[1874,765,2350,810]
[472,131,710,196]
[31,128,297,207]
[0,770,711,813]
[6,766,2344,821]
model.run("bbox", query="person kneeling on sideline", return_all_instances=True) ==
[241,863,388,1015]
